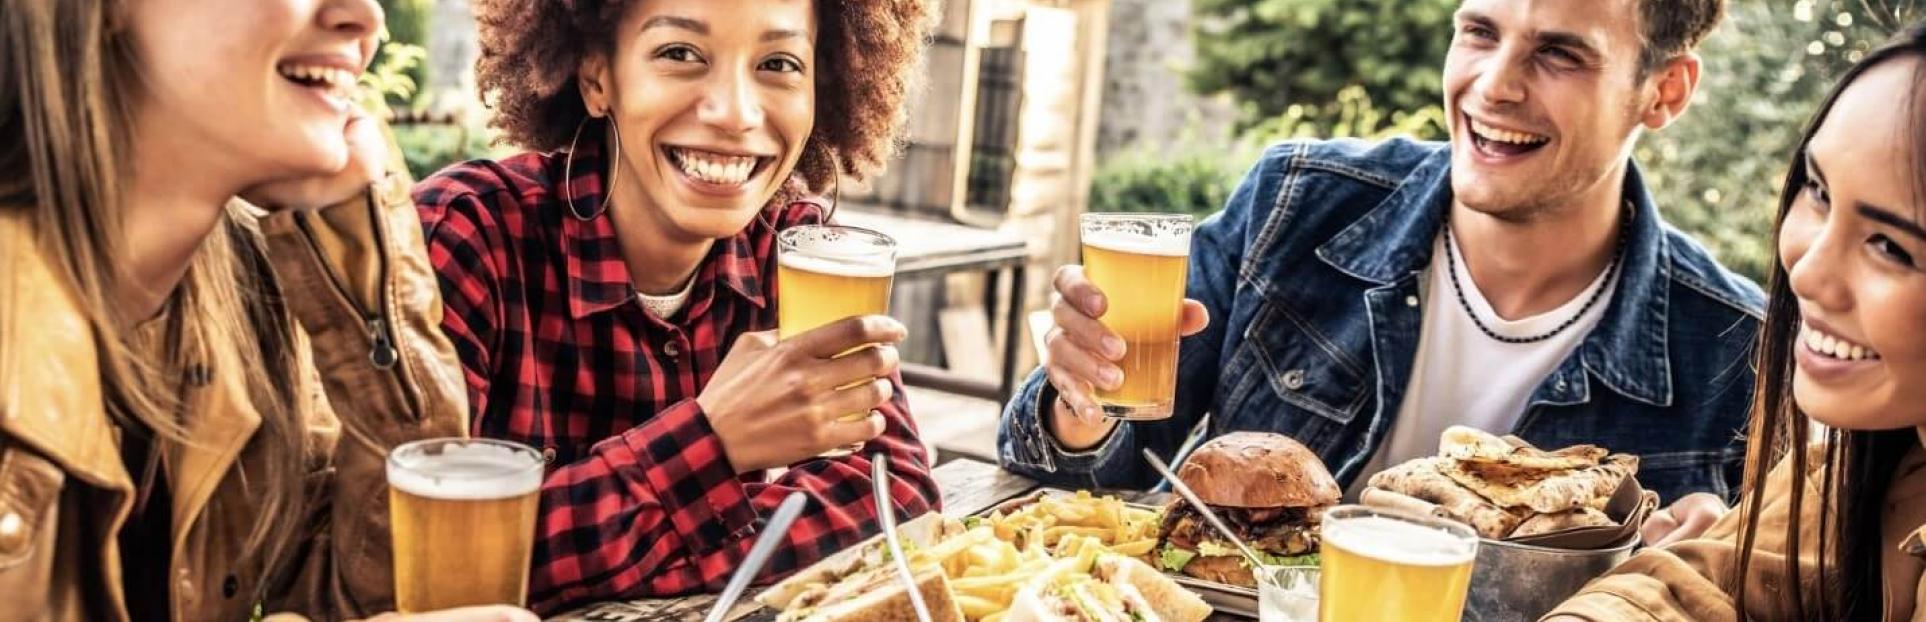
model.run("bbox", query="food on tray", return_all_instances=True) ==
[1366,426,1641,540]
[971,490,1164,557]
[778,566,966,622]
[1004,551,1212,622]
[766,515,1210,622]
[1155,432,1339,587]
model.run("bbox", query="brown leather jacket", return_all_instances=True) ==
[1548,429,1926,621]
[0,172,469,621]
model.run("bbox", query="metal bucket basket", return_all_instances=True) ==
[1461,536,1637,622]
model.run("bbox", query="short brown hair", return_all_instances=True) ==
[471,0,934,193]
[1637,0,1726,78]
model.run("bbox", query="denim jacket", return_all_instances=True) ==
[998,138,1765,505]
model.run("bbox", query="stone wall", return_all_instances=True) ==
[1093,0,1235,159]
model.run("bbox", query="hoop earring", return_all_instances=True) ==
[562,115,622,221]
[825,150,842,223]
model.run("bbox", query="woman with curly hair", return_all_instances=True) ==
[415,0,939,612]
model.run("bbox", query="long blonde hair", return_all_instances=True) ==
[1,0,311,598]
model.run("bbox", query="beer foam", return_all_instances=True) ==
[1082,229,1190,257]
[387,444,543,501]
[1322,515,1478,567]
[779,251,893,278]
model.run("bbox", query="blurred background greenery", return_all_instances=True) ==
[366,0,511,180]
[1094,0,1918,283]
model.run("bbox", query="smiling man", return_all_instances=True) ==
[1000,0,1761,544]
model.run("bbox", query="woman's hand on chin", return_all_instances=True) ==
[240,113,388,211]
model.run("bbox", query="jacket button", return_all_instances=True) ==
[0,512,24,549]
[1556,379,1569,391]
[1405,295,1419,308]
[1282,369,1307,390]
[664,341,682,358]
[222,575,239,598]
[542,447,557,463]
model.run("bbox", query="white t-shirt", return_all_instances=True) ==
[1350,232,1618,495]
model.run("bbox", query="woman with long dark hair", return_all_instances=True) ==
[1546,24,1926,622]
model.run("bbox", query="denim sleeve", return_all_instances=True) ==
[995,143,1295,490]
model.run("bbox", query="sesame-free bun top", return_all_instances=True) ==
[1176,432,1340,509]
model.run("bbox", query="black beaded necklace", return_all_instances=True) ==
[1441,204,1630,345]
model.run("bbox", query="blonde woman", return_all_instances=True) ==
[0,0,528,619]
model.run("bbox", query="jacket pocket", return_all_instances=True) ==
[0,444,64,570]
[1237,302,1370,425]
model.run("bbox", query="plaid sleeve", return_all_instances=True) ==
[416,178,505,415]
[526,372,940,614]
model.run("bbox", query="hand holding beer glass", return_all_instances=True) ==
[776,224,897,457]
[1065,213,1195,420]
[1317,505,1479,622]
[387,438,543,612]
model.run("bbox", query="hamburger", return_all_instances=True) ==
[1155,432,1340,587]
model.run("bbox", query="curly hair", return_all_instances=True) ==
[472,0,934,193]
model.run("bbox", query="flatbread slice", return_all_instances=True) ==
[1366,458,1526,539]
[1509,507,1615,538]
[1439,426,1607,472]
[1442,453,1638,514]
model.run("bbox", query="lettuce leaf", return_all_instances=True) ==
[1157,545,1198,572]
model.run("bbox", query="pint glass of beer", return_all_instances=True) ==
[1317,505,1479,622]
[1078,213,1192,420]
[387,438,543,612]
[776,224,897,457]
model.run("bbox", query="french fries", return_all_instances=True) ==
[776,492,1170,622]
[972,490,1163,554]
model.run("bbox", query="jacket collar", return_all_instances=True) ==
[552,138,769,319]
[1315,148,1674,407]
[0,210,134,494]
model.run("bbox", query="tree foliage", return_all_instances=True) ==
[1189,0,1456,137]
[1637,0,1915,281]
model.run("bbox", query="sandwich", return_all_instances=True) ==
[1155,432,1340,587]
[1004,554,1212,622]
[774,565,966,622]
[768,519,969,622]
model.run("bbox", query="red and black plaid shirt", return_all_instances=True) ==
[415,140,939,614]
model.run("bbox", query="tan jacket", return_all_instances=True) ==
[0,173,469,622]
[1549,429,1926,621]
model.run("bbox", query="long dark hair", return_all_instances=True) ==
[1729,23,1926,621]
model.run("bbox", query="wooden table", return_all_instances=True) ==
[549,459,1220,622]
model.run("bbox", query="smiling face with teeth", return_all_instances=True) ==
[576,0,815,246]
[1441,0,1698,220]
[1776,57,1926,430]
[124,0,380,185]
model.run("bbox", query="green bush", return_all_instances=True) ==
[1190,0,1456,136]
[1089,145,1254,218]
[394,124,507,180]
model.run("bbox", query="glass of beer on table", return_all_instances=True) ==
[387,438,543,612]
[777,224,897,457]
[1317,505,1479,622]
[1078,213,1193,420]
